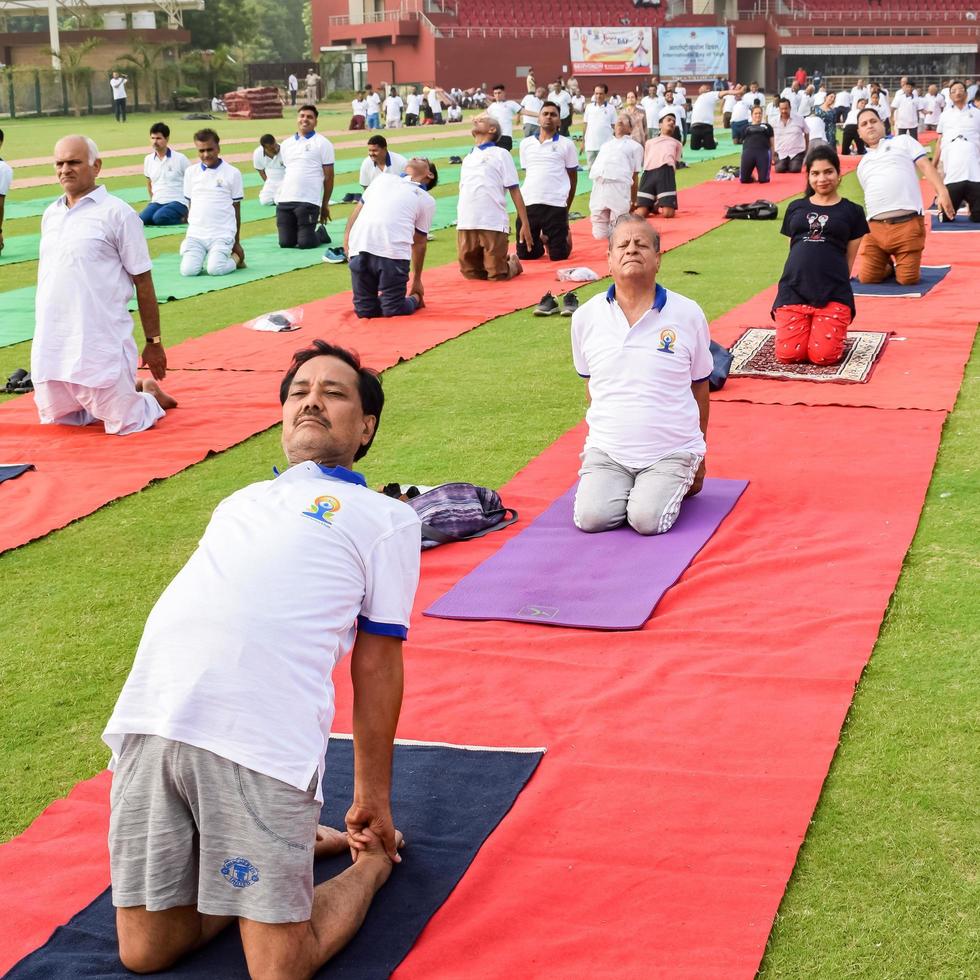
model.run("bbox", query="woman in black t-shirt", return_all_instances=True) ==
[739,105,774,183]
[771,144,869,365]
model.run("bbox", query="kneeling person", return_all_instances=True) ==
[345,158,437,318]
[253,134,285,206]
[635,112,682,218]
[571,215,711,535]
[180,129,244,276]
[588,113,643,239]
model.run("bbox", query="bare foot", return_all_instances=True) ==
[314,825,350,859]
[348,829,405,889]
[232,242,246,269]
[409,291,425,310]
[507,254,523,279]
[141,379,178,410]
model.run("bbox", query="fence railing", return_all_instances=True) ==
[779,25,973,37]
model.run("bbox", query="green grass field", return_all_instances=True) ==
[0,110,976,978]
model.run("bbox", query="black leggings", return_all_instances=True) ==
[946,180,980,222]
[689,123,717,151]
[740,146,771,183]
[276,202,321,249]
[840,125,865,155]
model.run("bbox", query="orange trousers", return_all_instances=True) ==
[773,301,852,366]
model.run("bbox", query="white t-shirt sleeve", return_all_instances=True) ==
[230,165,244,201]
[0,164,11,196]
[253,147,267,172]
[318,138,336,167]
[562,140,580,169]
[358,519,422,637]
[571,316,590,377]
[690,307,714,382]
[117,207,153,277]
[518,138,529,169]
[359,158,373,187]
[630,141,643,172]
[183,166,194,200]
[415,193,436,235]
[502,151,520,188]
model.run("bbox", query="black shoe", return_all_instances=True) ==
[561,291,579,317]
[533,292,560,316]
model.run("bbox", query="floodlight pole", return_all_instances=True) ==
[48,0,62,70]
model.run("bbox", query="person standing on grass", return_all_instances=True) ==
[304,67,320,104]
[277,105,335,250]
[253,134,285,207]
[103,339,420,977]
[384,87,404,129]
[180,129,245,277]
[571,215,712,536]
[288,71,299,106]
[0,128,12,257]
[583,84,617,166]
[140,122,190,226]
[891,81,922,139]
[855,108,954,285]
[456,115,534,281]
[365,85,382,130]
[110,71,128,122]
[517,100,579,261]
[771,145,869,367]
[350,91,367,131]
[32,135,176,434]
[345,159,438,318]
[520,86,547,139]
[405,86,422,127]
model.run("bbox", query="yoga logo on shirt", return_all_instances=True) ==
[220,857,260,888]
[657,328,677,354]
[303,494,342,526]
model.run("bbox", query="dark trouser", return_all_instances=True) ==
[114,98,127,122]
[406,113,418,126]
[139,201,189,225]
[496,135,513,151]
[689,123,717,151]
[349,252,419,318]
[740,146,771,183]
[840,125,865,155]
[946,180,980,222]
[433,112,444,124]
[516,203,572,261]
[775,151,805,173]
[898,127,918,139]
[731,120,748,144]
[560,117,571,136]
[276,202,321,249]
[836,106,848,124]
[290,90,297,105]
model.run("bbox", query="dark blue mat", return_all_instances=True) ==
[930,213,980,232]
[851,264,951,297]
[7,738,543,979]
[0,464,35,485]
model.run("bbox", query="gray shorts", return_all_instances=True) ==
[109,735,321,923]
[573,447,702,535]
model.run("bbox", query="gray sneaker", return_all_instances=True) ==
[533,291,560,316]
[561,291,579,317]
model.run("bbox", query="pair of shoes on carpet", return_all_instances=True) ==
[533,291,578,317]
[449,155,463,164]
[323,247,347,264]
[3,368,33,394]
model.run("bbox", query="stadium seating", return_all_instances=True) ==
[450,1,668,29]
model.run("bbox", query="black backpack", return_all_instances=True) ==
[725,199,778,220]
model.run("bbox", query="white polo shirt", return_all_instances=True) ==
[349,172,436,261]
[457,142,520,232]
[743,90,765,107]
[519,132,579,207]
[278,131,335,206]
[571,284,713,468]
[937,103,980,183]
[366,92,381,116]
[488,99,521,139]
[406,92,422,115]
[32,185,151,388]
[520,93,543,126]
[143,148,190,205]
[588,135,643,184]
[730,100,749,124]
[583,102,617,151]
[0,158,12,197]
[554,89,572,120]
[805,115,826,141]
[351,98,366,116]
[110,76,127,100]
[358,149,409,188]
[835,90,852,108]
[103,462,422,802]
[427,90,442,114]
[689,91,719,126]
[892,92,921,128]
[922,93,945,125]
[183,159,244,241]
[773,114,808,158]
[641,95,664,129]
[850,86,870,105]
[252,145,286,184]
[385,95,403,122]
[857,135,926,218]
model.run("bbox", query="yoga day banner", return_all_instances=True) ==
[569,27,653,76]
[658,26,730,78]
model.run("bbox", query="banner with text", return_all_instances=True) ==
[658,27,729,79]
[569,27,654,76]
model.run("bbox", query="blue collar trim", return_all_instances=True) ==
[477,141,496,150]
[200,158,222,170]
[296,130,316,140]
[272,464,367,486]
[606,283,668,312]
[385,151,391,166]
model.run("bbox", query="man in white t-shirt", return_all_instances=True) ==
[456,114,534,280]
[933,81,980,223]
[850,79,870,107]
[780,81,803,115]
[584,84,618,166]
[110,71,128,122]
[641,84,664,139]
[588,114,643,239]
[920,84,945,131]
[359,134,408,189]
[0,127,11,257]
[405,86,422,126]
[730,96,750,143]
[384,87,404,128]
[520,86,546,139]
[426,86,444,124]
[276,104,335,249]
[365,86,382,130]
[32,135,175,434]
[104,339,420,977]
[287,71,298,105]
[349,92,367,131]
[253,133,285,206]
[518,100,579,261]
[571,214,711,536]
[140,121,190,225]
[834,86,851,124]
[742,82,765,109]
[488,84,522,151]
[855,109,954,284]
[180,128,245,277]
[688,83,740,150]
[891,81,922,139]
[553,83,573,136]
[345,160,437,317]
[662,90,687,144]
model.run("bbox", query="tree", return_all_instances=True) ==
[118,41,167,108]
[184,0,258,51]
[47,37,102,116]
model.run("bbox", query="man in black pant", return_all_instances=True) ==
[276,105,335,249]
[516,102,579,262]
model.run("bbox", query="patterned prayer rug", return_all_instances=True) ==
[729,329,889,383]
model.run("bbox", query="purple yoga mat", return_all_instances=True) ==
[424,477,749,631]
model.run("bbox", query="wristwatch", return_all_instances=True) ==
[144,336,162,345]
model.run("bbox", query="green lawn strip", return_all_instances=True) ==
[758,337,979,979]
